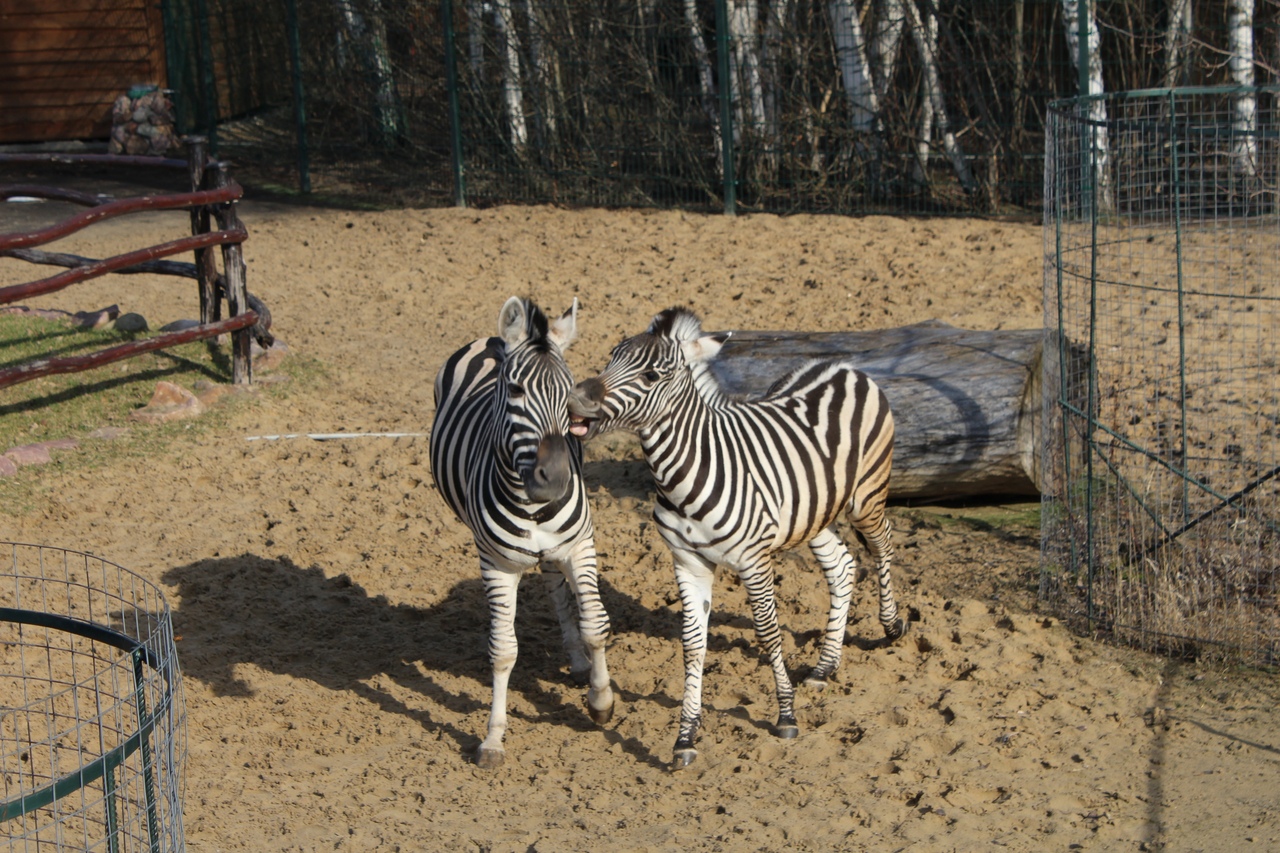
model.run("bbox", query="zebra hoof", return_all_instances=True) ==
[884,618,907,642]
[776,716,800,739]
[671,748,698,770]
[475,746,505,770]
[803,669,831,690]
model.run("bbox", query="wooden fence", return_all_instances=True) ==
[0,138,271,390]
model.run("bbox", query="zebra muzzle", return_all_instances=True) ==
[523,434,573,502]
[567,379,604,438]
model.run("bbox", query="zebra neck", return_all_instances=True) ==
[637,363,727,488]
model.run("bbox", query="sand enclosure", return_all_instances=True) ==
[4,198,1280,851]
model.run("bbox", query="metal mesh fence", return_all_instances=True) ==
[1042,86,1280,666]
[159,0,1280,214]
[1,543,186,852]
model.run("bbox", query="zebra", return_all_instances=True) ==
[567,306,905,768]
[430,296,614,769]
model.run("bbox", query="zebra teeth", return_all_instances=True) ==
[569,416,592,437]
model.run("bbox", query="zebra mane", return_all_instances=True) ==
[648,307,703,342]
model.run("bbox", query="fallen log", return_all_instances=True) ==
[708,320,1056,501]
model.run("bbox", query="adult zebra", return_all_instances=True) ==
[430,296,614,769]
[568,306,906,768]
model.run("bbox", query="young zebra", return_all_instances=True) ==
[430,296,614,769]
[568,306,905,768]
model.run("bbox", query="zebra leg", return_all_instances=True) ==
[541,568,592,685]
[851,511,906,641]
[477,562,521,769]
[737,556,799,741]
[553,539,615,725]
[670,547,717,769]
[803,527,855,690]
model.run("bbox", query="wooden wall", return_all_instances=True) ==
[0,0,168,144]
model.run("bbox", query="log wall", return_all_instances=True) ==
[0,0,167,144]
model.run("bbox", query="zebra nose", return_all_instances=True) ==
[571,377,605,409]
[525,434,572,502]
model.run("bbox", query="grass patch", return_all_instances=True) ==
[0,311,324,511]
[897,499,1042,540]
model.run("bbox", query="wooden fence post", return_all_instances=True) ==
[185,136,219,325]
[207,162,251,384]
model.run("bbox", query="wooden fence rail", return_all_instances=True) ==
[0,137,270,391]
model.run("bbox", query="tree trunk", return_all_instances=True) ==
[1060,0,1112,213]
[708,321,1058,500]
[1228,0,1257,178]
[1162,0,1191,89]
[493,0,529,148]
[829,0,878,134]
[685,0,724,176]
[904,0,975,195]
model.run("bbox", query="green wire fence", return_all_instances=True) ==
[1042,86,1280,666]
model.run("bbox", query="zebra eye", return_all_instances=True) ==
[642,370,661,383]
[506,382,525,398]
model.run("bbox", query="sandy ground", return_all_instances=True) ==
[3,191,1280,852]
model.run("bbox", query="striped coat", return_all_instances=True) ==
[569,306,904,768]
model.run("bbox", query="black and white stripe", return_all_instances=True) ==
[430,296,614,769]
[569,306,904,768]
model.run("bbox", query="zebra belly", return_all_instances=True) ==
[654,503,775,568]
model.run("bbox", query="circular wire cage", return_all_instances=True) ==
[1,542,186,851]
[1042,86,1280,666]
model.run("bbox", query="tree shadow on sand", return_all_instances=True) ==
[162,554,683,769]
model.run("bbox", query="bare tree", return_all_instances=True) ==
[1060,0,1112,212]
[1228,0,1258,178]
[493,0,529,147]
[333,0,404,145]
[1163,0,1192,88]
[903,0,975,195]
[685,0,724,175]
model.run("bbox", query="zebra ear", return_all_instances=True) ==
[681,331,729,364]
[498,296,529,346]
[548,298,579,351]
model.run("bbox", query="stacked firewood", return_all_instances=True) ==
[109,87,177,156]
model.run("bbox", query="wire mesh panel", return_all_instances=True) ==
[0,543,186,852]
[1042,87,1280,665]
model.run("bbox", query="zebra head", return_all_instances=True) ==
[496,296,580,503]
[569,306,727,440]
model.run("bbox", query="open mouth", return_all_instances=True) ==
[569,415,593,437]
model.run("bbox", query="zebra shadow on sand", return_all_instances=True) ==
[163,552,685,769]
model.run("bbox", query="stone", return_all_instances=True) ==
[114,312,149,332]
[130,381,204,424]
[4,444,52,466]
[159,319,202,333]
[0,456,16,477]
[252,338,289,372]
[73,305,120,328]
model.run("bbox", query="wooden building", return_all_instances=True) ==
[0,0,168,144]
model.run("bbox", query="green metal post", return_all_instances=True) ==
[133,650,161,853]
[713,0,736,215]
[286,0,312,193]
[193,0,219,151]
[1084,95,1101,633]
[442,0,467,207]
[158,0,189,134]
[1170,91,1190,525]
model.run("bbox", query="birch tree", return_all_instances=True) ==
[1228,0,1257,178]
[728,0,765,140]
[871,0,906,99]
[1060,0,1111,212]
[1162,0,1192,89]
[829,0,878,135]
[333,0,404,146]
[685,0,724,175]
[903,0,975,195]
[493,0,528,148]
